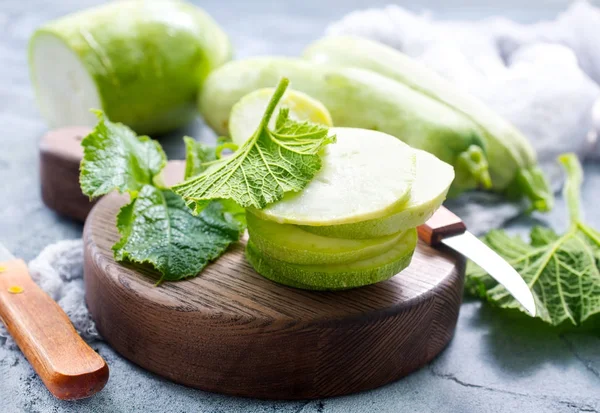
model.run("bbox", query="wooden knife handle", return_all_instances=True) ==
[417,206,467,246]
[0,259,109,400]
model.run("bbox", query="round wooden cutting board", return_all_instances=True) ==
[83,162,465,400]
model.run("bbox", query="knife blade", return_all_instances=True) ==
[0,241,109,399]
[417,207,536,316]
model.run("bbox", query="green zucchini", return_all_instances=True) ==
[199,57,491,194]
[29,0,231,134]
[304,36,553,211]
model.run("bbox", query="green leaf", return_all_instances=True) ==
[466,153,600,327]
[80,112,244,282]
[172,78,336,210]
[183,137,247,230]
[113,185,242,282]
[183,136,218,180]
[80,111,166,198]
[220,198,247,230]
[529,227,560,246]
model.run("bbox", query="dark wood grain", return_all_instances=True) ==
[417,206,467,246]
[39,127,94,222]
[0,259,109,400]
[83,162,464,399]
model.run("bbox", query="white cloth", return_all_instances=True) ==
[326,1,600,168]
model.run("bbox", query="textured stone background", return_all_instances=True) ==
[1,1,599,412]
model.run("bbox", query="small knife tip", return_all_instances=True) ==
[523,296,537,317]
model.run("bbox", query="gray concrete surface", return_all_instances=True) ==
[1,1,599,412]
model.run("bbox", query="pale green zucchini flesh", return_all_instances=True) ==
[250,127,416,226]
[302,148,454,239]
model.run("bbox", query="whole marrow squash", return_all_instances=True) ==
[199,57,492,195]
[29,0,231,135]
[304,35,552,211]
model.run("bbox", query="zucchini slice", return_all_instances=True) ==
[302,149,453,239]
[250,127,416,226]
[229,87,332,146]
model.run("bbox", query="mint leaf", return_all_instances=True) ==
[80,111,166,197]
[466,153,600,326]
[172,78,336,210]
[113,185,241,282]
[80,112,242,282]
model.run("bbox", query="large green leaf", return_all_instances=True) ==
[466,154,600,326]
[182,137,247,230]
[173,78,336,212]
[80,111,243,282]
[113,185,241,282]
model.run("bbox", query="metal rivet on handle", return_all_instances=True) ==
[8,286,24,294]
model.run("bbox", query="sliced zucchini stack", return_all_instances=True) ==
[245,127,454,290]
[246,231,417,290]
[230,87,454,290]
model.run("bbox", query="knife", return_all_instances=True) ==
[0,242,109,400]
[418,206,536,316]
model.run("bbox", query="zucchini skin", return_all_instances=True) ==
[199,57,491,194]
[304,36,553,211]
[30,0,231,135]
[246,228,417,291]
